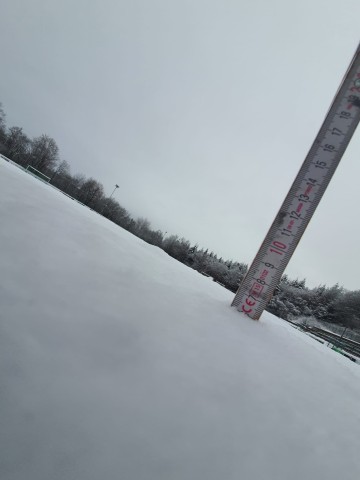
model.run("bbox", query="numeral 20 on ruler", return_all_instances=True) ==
[232,42,360,320]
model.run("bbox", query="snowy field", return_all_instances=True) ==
[1,160,360,480]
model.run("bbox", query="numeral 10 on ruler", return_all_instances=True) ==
[232,42,360,320]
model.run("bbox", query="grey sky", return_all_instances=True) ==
[1,0,360,289]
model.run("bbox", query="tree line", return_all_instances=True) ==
[1,102,359,333]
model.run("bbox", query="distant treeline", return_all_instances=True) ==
[1,102,359,332]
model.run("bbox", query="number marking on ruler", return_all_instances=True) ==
[232,42,360,320]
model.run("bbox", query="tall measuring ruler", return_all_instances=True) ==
[232,42,360,320]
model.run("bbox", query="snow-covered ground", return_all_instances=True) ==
[1,160,360,480]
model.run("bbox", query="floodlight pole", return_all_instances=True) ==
[110,184,120,199]
[101,184,119,215]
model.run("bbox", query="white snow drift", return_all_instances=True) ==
[1,160,360,480]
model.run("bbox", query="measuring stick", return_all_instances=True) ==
[232,42,360,320]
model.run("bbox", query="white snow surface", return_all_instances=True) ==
[1,160,360,480]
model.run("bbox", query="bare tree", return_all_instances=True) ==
[66,173,86,198]
[77,178,104,208]
[134,217,151,235]
[0,103,6,149]
[333,290,360,329]
[5,126,31,165]
[30,134,59,172]
[50,160,72,188]
[100,197,130,226]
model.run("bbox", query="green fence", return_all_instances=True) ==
[26,165,51,183]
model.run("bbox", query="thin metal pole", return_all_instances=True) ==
[101,184,119,214]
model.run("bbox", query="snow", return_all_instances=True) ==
[1,159,360,480]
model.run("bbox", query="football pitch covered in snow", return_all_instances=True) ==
[1,160,360,480]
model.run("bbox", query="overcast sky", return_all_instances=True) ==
[1,0,360,290]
